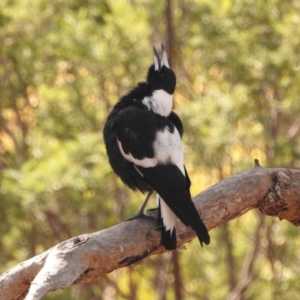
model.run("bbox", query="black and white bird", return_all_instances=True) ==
[103,45,210,250]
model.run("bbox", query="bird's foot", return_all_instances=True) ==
[125,190,154,221]
[146,207,158,213]
[125,211,147,221]
[126,210,158,222]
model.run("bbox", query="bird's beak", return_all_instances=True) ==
[161,44,169,68]
[153,46,161,71]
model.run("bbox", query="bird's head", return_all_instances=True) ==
[146,44,176,95]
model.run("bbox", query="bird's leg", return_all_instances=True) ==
[126,190,154,221]
[135,190,153,216]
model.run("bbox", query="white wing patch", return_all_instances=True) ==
[154,127,185,174]
[157,194,175,233]
[117,139,158,168]
[117,126,185,174]
[142,89,173,117]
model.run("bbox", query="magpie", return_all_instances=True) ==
[103,44,210,250]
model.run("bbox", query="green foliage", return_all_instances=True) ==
[1,0,300,299]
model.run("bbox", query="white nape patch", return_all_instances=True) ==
[157,195,175,232]
[154,127,185,174]
[142,89,173,117]
[117,139,158,168]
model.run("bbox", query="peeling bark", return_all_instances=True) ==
[258,169,300,225]
[1,165,300,300]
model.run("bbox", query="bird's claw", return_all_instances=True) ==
[146,207,158,213]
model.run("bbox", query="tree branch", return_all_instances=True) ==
[1,164,300,300]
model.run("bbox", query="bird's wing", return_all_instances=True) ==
[167,111,184,137]
[115,106,183,170]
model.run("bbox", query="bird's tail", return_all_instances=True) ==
[157,195,177,250]
[138,165,210,248]
[187,202,210,247]
[157,185,210,248]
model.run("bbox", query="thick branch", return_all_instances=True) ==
[1,165,300,300]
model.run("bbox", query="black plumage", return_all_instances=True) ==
[103,45,210,250]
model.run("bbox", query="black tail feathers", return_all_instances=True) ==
[193,219,210,247]
[161,226,177,250]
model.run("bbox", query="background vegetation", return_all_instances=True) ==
[1,0,300,299]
